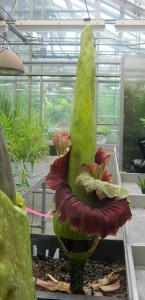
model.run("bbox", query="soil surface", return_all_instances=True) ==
[32,255,127,298]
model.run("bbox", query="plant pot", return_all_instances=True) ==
[31,234,127,300]
[141,188,145,194]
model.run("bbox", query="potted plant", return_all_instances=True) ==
[33,24,132,298]
[32,233,128,299]
[137,176,145,194]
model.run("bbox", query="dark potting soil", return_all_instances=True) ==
[32,256,127,298]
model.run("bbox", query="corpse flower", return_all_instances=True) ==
[45,25,132,294]
[46,146,131,240]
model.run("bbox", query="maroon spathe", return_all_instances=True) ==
[54,182,131,238]
[45,147,132,239]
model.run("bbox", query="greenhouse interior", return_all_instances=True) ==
[0,1,145,300]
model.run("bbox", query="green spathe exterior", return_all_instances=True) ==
[53,25,98,248]
[0,191,36,300]
[0,124,36,299]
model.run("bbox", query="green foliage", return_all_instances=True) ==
[137,176,145,189]
[124,81,145,128]
[0,92,12,116]
[0,95,49,191]
[44,96,73,128]
[140,118,145,126]
[123,80,145,170]
[97,125,110,136]
[11,152,34,192]
[97,83,119,125]
[0,100,48,161]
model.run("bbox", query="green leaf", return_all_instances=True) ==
[137,176,145,188]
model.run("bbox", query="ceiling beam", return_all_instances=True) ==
[15,19,105,31]
[116,19,145,31]
[23,59,120,65]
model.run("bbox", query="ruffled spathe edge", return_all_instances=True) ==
[76,164,130,201]
[45,147,132,239]
[54,182,132,239]
[45,149,70,190]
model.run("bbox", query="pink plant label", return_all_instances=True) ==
[25,207,53,218]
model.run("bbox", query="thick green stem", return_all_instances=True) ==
[70,259,86,294]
